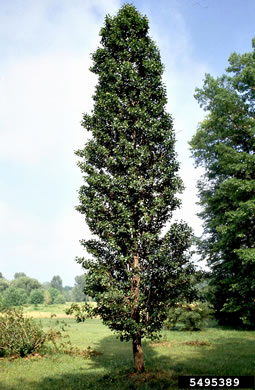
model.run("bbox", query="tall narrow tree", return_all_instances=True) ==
[75,4,194,372]
[190,38,255,327]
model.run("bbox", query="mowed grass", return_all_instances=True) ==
[0,305,255,390]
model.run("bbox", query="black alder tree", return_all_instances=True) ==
[72,4,195,372]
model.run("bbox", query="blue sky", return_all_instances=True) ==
[1,0,254,286]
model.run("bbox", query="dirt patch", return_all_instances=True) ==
[182,340,210,346]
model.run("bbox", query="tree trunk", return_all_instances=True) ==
[132,334,144,373]
[131,253,145,372]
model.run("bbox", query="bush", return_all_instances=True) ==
[29,289,44,304]
[0,308,47,357]
[2,287,28,307]
[164,301,213,331]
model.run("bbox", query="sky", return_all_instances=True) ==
[1,0,255,286]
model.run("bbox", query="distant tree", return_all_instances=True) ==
[0,279,9,293]
[43,290,51,305]
[54,294,66,304]
[50,276,63,292]
[63,286,73,302]
[42,281,51,290]
[48,288,60,304]
[0,272,4,279]
[14,272,27,279]
[190,38,255,327]
[29,289,44,305]
[72,275,88,302]
[3,288,27,307]
[10,276,41,295]
[74,4,195,372]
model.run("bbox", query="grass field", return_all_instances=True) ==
[0,304,255,389]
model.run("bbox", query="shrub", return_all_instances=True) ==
[29,289,44,304]
[164,301,213,331]
[2,287,28,307]
[0,308,47,357]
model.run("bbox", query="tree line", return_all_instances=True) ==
[0,272,88,307]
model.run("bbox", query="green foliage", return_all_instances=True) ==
[63,286,73,302]
[54,294,66,304]
[2,287,28,307]
[75,2,195,355]
[164,301,214,331]
[0,308,47,357]
[43,289,51,305]
[29,289,45,304]
[66,303,94,322]
[48,288,60,304]
[72,275,88,302]
[10,276,42,295]
[14,272,27,279]
[190,38,255,328]
[47,288,66,304]
[0,278,9,293]
[50,275,63,292]
[48,287,60,304]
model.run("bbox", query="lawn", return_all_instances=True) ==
[0,305,255,389]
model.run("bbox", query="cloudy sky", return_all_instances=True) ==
[1,0,254,286]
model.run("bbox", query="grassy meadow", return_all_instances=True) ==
[0,304,255,389]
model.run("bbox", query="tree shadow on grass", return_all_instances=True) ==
[3,329,255,390]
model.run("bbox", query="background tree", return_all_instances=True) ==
[0,278,9,293]
[14,272,27,279]
[50,275,63,292]
[48,287,60,304]
[10,276,41,296]
[54,294,66,304]
[74,4,195,372]
[29,289,45,305]
[190,38,255,327]
[2,288,27,307]
[63,285,73,302]
[0,272,4,279]
[43,289,51,305]
[72,275,88,302]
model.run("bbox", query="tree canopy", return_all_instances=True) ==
[74,4,195,372]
